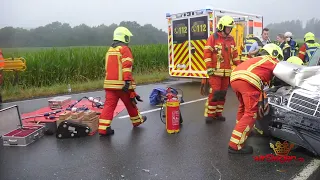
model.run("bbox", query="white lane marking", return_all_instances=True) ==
[211,161,222,180]
[290,159,320,180]
[117,97,207,119]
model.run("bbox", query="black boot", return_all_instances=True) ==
[216,115,226,121]
[228,145,253,154]
[205,117,216,124]
[99,127,115,136]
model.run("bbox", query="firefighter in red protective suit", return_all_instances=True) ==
[228,43,284,154]
[98,26,147,136]
[0,49,4,109]
[202,15,241,123]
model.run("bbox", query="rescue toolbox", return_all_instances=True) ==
[0,96,126,146]
[166,8,263,79]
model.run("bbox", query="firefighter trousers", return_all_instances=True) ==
[98,89,144,135]
[204,75,230,118]
[229,80,260,150]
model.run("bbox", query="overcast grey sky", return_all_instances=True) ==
[1,0,319,31]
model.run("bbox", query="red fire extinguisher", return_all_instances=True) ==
[165,87,180,134]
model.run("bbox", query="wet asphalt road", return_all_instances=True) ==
[1,79,320,180]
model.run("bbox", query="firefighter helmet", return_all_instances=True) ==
[217,15,235,31]
[284,32,293,37]
[113,26,133,43]
[287,56,304,65]
[259,43,284,61]
[304,32,315,42]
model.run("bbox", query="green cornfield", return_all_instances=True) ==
[2,44,168,88]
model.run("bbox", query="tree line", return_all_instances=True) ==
[0,18,319,48]
[0,21,168,48]
[266,18,320,40]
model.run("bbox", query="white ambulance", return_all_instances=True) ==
[166,8,264,79]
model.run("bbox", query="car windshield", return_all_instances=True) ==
[308,48,320,66]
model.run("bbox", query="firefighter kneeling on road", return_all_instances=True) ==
[98,26,147,136]
[228,43,283,154]
[202,15,241,123]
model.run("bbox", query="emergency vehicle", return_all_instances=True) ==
[166,8,264,79]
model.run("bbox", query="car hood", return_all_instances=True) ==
[273,61,320,92]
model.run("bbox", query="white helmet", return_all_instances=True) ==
[284,32,293,37]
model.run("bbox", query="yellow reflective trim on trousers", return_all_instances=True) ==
[130,115,141,120]
[207,110,216,114]
[98,125,109,130]
[99,119,112,124]
[239,125,251,144]
[131,119,142,123]
[232,130,242,137]
[123,68,132,72]
[230,137,240,144]
[122,57,133,63]
[216,109,223,112]
[208,105,216,110]
[204,58,211,62]
[204,46,213,51]
[217,105,223,109]
[103,84,136,89]
[236,120,239,124]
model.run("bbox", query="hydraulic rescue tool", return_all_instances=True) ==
[159,87,184,134]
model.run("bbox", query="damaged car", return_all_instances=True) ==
[256,48,320,156]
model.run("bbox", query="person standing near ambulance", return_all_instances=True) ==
[248,28,271,57]
[98,27,147,136]
[228,43,283,154]
[203,15,241,123]
[0,49,4,109]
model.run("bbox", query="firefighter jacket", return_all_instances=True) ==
[298,42,320,64]
[103,45,136,90]
[279,42,291,61]
[204,32,240,77]
[230,55,279,91]
[0,49,4,70]
[287,39,299,56]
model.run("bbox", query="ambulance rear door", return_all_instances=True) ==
[189,13,210,78]
[167,10,210,78]
[230,17,246,57]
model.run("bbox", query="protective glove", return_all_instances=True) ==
[135,95,143,102]
[122,80,130,92]
[207,68,214,76]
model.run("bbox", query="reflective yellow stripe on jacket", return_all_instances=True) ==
[230,56,276,90]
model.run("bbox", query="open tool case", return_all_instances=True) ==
[0,105,45,146]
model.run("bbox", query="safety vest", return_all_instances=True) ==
[241,37,264,56]
[103,45,136,90]
[305,42,320,63]
[230,55,279,91]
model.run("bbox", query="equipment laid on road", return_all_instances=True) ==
[56,120,90,139]
[256,61,320,156]
[156,87,184,134]
[166,7,263,79]
[48,96,72,110]
[0,105,45,146]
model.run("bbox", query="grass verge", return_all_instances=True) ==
[2,71,170,102]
